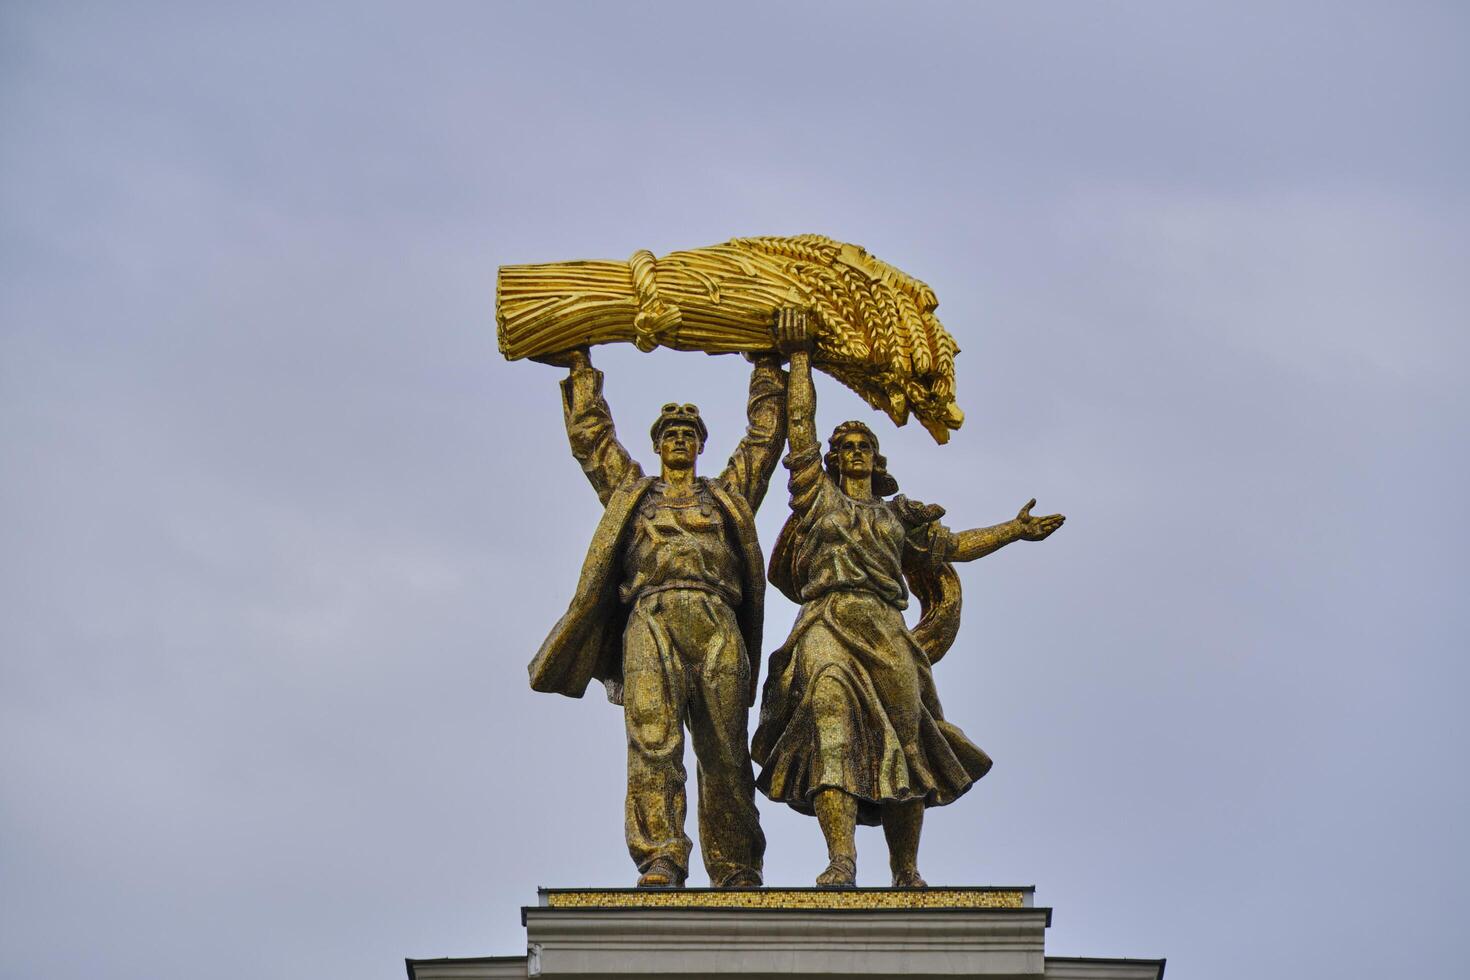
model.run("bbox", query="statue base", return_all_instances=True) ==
[406,887,1163,979]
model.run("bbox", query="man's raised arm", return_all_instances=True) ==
[543,347,639,506]
[718,352,788,509]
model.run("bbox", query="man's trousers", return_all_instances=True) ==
[621,588,765,884]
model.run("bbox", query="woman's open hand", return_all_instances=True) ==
[1015,499,1065,541]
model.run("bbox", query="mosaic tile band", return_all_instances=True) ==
[544,889,1026,910]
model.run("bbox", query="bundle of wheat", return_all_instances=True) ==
[496,235,965,443]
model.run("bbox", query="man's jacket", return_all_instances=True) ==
[527,359,786,707]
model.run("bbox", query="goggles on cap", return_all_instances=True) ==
[650,402,708,446]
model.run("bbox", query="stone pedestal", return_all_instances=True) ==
[406,888,1163,980]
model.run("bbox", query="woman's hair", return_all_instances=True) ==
[824,420,900,496]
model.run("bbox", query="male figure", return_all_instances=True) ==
[528,346,787,888]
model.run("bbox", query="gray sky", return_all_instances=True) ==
[2,2,1466,977]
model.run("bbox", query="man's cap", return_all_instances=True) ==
[650,402,708,446]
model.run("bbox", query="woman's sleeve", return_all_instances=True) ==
[894,495,957,566]
[784,442,837,529]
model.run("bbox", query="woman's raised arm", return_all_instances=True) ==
[775,308,818,454]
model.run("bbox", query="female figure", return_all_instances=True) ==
[752,310,1065,887]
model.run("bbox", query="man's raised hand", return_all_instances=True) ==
[531,346,591,371]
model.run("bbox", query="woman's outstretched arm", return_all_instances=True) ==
[949,499,1065,562]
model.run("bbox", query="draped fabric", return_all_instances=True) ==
[753,445,992,826]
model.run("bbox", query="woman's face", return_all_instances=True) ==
[836,431,875,480]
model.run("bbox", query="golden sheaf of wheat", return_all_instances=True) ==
[496,235,965,443]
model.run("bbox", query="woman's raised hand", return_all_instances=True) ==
[774,308,815,356]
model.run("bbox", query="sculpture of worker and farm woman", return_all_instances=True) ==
[499,237,1064,888]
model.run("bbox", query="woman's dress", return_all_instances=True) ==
[752,442,993,826]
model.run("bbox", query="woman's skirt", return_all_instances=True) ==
[752,590,992,826]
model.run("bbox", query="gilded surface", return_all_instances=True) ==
[525,347,787,889]
[506,246,1065,890]
[497,235,965,442]
[751,311,1065,888]
[543,888,1026,910]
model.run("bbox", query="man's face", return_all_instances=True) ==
[837,431,875,479]
[658,422,703,469]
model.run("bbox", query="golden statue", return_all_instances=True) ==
[500,237,1064,890]
[497,235,965,443]
[751,310,1065,888]
[525,345,787,889]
